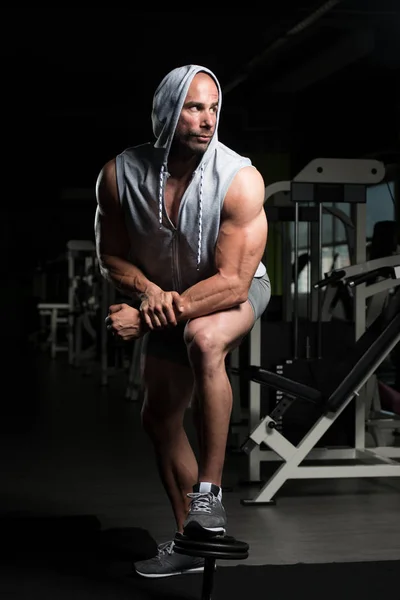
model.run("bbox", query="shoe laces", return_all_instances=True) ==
[187,491,216,513]
[157,541,174,557]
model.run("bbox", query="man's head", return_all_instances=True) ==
[152,65,222,161]
[171,72,219,158]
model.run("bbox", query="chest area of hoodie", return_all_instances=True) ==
[123,173,222,255]
[163,177,192,228]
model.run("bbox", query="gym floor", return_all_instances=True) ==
[2,347,400,569]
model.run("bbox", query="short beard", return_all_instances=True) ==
[169,137,208,160]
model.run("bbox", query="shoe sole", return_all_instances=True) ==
[183,521,226,538]
[135,566,204,578]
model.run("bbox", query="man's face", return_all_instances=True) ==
[174,72,219,156]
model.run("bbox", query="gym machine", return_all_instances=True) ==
[240,255,400,504]
[229,158,400,501]
[37,239,99,367]
[67,239,99,369]
[229,159,362,440]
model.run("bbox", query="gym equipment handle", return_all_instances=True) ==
[313,269,346,289]
[347,267,391,287]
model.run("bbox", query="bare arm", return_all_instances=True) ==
[95,159,183,331]
[177,166,268,320]
[94,158,156,297]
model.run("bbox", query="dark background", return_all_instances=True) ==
[0,5,399,554]
[2,2,399,275]
[0,8,399,584]
[0,0,400,324]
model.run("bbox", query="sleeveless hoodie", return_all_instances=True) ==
[115,64,265,294]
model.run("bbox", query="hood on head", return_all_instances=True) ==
[151,64,222,166]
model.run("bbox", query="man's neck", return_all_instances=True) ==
[167,153,200,180]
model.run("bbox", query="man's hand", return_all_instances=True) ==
[139,286,184,330]
[105,304,146,341]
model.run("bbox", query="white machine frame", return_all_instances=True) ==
[242,256,400,504]
[230,158,400,504]
[37,239,97,365]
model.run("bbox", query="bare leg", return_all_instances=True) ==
[184,301,256,486]
[141,354,197,533]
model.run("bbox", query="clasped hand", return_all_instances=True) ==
[105,303,144,341]
[139,286,184,330]
[105,288,184,342]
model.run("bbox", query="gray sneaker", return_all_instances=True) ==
[183,483,227,538]
[133,540,204,578]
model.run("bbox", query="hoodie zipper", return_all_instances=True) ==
[172,229,181,291]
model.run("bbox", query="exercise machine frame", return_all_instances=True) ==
[241,256,400,504]
[231,158,400,503]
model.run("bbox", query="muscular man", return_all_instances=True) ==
[95,65,270,578]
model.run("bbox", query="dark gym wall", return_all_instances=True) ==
[2,7,399,326]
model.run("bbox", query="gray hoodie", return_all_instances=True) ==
[115,64,263,294]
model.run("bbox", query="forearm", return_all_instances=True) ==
[98,254,159,298]
[178,273,248,320]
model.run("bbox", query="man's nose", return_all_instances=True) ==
[201,111,215,127]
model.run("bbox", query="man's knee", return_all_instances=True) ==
[184,323,226,367]
[183,303,254,368]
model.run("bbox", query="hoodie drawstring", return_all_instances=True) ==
[158,164,166,229]
[197,163,204,270]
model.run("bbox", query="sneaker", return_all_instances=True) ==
[133,540,204,578]
[183,483,227,538]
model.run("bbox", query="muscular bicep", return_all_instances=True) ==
[94,159,130,260]
[215,166,268,284]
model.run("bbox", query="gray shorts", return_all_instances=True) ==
[248,271,271,320]
[142,272,271,366]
